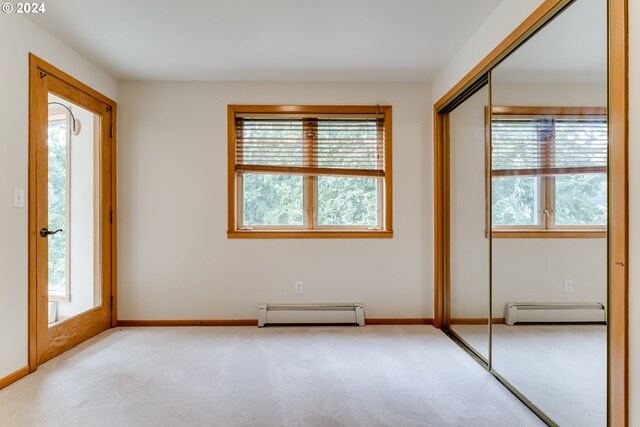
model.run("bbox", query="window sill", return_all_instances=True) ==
[48,293,71,303]
[227,230,394,239]
[491,230,606,238]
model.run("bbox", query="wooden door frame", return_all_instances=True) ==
[28,53,118,371]
[432,0,628,425]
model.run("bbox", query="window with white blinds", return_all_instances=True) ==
[228,105,392,237]
[489,107,607,234]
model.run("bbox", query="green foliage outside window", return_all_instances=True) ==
[243,174,303,226]
[555,174,607,225]
[48,119,67,292]
[492,176,538,226]
[317,177,377,226]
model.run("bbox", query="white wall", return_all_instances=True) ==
[493,240,606,313]
[492,82,606,106]
[0,14,116,379]
[117,82,432,321]
[628,0,640,422]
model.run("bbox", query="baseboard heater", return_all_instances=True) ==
[258,303,365,327]
[505,302,606,326]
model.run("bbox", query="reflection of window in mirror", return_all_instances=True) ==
[486,106,607,238]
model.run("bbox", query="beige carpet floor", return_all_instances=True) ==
[0,326,544,427]
[451,324,606,427]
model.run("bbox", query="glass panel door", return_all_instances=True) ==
[46,93,102,325]
[31,56,114,367]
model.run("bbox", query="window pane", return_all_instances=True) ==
[242,173,303,226]
[48,118,67,293]
[554,174,607,225]
[492,176,540,226]
[317,176,378,226]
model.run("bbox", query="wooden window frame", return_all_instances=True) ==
[433,0,628,424]
[487,106,608,238]
[227,105,393,239]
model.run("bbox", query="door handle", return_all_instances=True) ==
[40,228,63,238]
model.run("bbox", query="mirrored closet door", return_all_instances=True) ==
[440,0,609,425]
[490,0,607,425]
[447,84,491,361]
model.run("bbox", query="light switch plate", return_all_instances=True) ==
[13,189,25,208]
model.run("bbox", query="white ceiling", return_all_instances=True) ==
[27,0,503,82]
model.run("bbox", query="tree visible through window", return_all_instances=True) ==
[48,112,70,296]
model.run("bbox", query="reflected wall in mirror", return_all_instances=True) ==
[449,84,490,361]
[490,0,607,425]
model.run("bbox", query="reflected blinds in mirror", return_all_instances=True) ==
[492,111,607,178]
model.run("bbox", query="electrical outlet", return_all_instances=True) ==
[295,280,304,294]
[564,279,573,293]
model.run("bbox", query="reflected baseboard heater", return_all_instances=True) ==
[505,302,606,326]
[258,303,365,327]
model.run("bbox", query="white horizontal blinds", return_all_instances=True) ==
[235,115,385,177]
[553,119,607,169]
[315,119,384,171]
[492,115,607,177]
[236,119,305,167]
[492,119,542,174]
